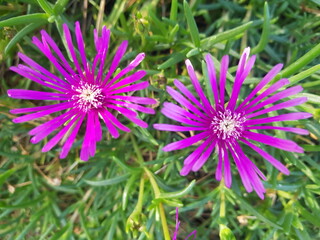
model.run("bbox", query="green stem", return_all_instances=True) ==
[130,134,144,165]
[219,179,226,219]
[144,168,171,240]
[136,176,145,213]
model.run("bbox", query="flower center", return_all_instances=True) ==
[211,110,246,140]
[71,83,105,112]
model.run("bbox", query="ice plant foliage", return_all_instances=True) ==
[154,48,312,199]
[8,22,156,161]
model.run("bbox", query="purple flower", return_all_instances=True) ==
[8,22,156,161]
[154,48,312,199]
[173,208,197,240]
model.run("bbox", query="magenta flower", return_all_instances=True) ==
[154,48,312,199]
[173,208,197,240]
[8,22,156,161]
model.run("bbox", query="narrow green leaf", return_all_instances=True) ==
[53,0,69,15]
[122,174,139,210]
[184,0,201,47]
[275,42,320,81]
[0,13,48,27]
[170,0,178,22]
[84,173,130,186]
[0,195,45,209]
[158,49,188,70]
[201,21,254,50]
[169,23,179,40]
[237,196,282,229]
[158,180,196,199]
[50,224,72,240]
[36,0,54,15]
[5,21,45,54]
[252,2,270,54]
[299,205,320,227]
[79,207,93,240]
[16,209,43,240]
[0,169,16,187]
[301,145,320,152]
[186,48,200,57]
[105,0,126,29]
[290,64,320,85]
[282,212,294,233]
[298,93,320,105]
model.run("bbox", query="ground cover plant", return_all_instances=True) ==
[0,0,320,239]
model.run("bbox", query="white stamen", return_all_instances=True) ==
[71,83,104,112]
[211,110,246,140]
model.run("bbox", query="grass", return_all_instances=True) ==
[0,0,320,239]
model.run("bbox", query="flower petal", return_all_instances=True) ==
[7,89,69,101]
[153,124,207,132]
[240,138,290,175]
[243,131,304,153]
[245,112,312,125]
[13,102,73,123]
[219,55,229,106]
[192,139,216,171]
[245,125,309,135]
[103,40,128,85]
[42,114,81,152]
[173,79,208,115]
[244,85,303,114]
[167,85,210,120]
[162,131,211,152]
[238,63,283,109]
[205,54,219,106]
[246,97,308,118]
[60,115,85,159]
[185,59,213,111]
[109,95,157,105]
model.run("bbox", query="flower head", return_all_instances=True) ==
[154,48,312,199]
[8,22,156,161]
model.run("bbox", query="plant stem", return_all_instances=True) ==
[144,167,171,240]
[219,178,226,219]
[130,133,144,165]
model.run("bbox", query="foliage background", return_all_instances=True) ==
[0,0,320,239]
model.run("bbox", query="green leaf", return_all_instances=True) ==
[0,169,16,187]
[53,0,69,15]
[0,13,48,27]
[252,2,270,54]
[36,0,54,15]
[84,173,130,186]
[50,224,72,240]
[237,196,282,229]
[122,174,139,210]
[170,0,178,22]
[186,48,200,57]
[105,0,126,29]
[275,42,320,81]
[158,49,188,70]
[201,21,254,50]
[158,180,196,199]
[282,212,294,233]
[5,21,46,54]
[301,145,320,152]
[298,205,320,227]
[290,64,320,85]
[184,0,201,47]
